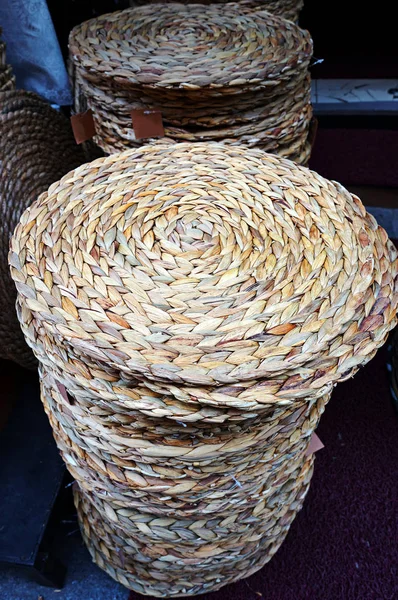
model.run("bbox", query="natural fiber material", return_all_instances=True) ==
[10,142,398,596]
[10,143,398,386]
[74,458,313,597]
[128,0,304,23]
[0,29,15,91]
[69,5,313,161]
[39,363,316,595]
[0,90,85,368]
[40,366,327,499]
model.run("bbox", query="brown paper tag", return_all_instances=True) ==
[131,109,164,140]
[71,109,96,144]
[305,433,324,456]
[56,381,74,405]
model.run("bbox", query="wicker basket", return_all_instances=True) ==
[10,142,398,596]
[68,5,313,162]
[0,90,85,368]
[0,29,15,91]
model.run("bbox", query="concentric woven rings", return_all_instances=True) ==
[68,5,312,91]
[128,0,304,23]
[10,142,398,390]
[74,461,312,597]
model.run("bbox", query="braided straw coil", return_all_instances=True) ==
[74,458,313,597]
[68,5,313,160]
[40,366,327,504]
[69,6,311,91]
[39,366,316,596]
[10,141,397,596]
[0,30,15,91]
[128,0,305,23]
[10,142,398,385]
[0,90,85,368]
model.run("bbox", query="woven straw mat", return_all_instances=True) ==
[10,142,398,386]
[68,5,313,159]
[128,0,305,23]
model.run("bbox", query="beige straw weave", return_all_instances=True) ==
[10,141,397,596]
[68,5,313,161]
[74,459,313,596]
[40,366,327,497]
[128,0,305,23]
[10,143,398,387]
[40,364,316,596]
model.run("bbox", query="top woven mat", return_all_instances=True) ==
[128,0,304,23]
[69,4,312,90]
[10,143,398,388]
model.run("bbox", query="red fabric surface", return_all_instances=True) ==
[309,128,398,188]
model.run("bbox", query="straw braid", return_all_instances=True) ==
[10,141,397,596]
[0,90,85,368]
[74,457,313,597]
[68,5,313,160]
[69,6,312,90]
[128,0,304,24]
[10,143,398,387]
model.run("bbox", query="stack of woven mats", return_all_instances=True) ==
[68,4,313,163]
[0,28,15,91]
[10,142,397,596]
[128,0,304,23]
[0,90,85,368]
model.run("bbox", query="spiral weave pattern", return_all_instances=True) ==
[69,5,313,161]
[10,142,398,595]
[129,0,304,23]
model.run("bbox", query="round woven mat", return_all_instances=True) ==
[11,140,397,596]
[0,90,85,368]
[10,142,398,383]
[69,6,311,90]
[40,366,327,497]
[128,0,304,23]
[74,453,313,596]
[68,5,313,160]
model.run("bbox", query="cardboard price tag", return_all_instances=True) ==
[131,109,164,140]
[305,433,324,456]
[71,109,96,144]
[56,381,74,405]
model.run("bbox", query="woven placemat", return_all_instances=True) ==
[128,0,304,22]
[10,142,398,384]
[68,5,313,160]
[10,140,397,596]
[73,456,313,596]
